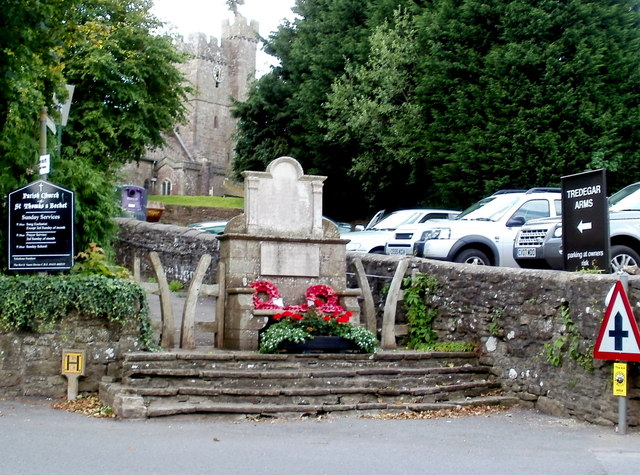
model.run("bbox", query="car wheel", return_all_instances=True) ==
[610,245,640,272]
[454,249,491,266]
[370,247,385,254]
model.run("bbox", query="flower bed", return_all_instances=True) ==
[258,305,377,354]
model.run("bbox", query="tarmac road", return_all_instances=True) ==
[1,398,639,475]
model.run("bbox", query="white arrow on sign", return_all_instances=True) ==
[577,220,592,233]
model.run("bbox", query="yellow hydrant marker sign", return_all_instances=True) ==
[62,350,85,375]
[613,362,627,397]
[61,349,85,401]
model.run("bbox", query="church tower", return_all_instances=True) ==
[121,12,258,197]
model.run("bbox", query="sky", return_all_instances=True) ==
[152,0,298,75]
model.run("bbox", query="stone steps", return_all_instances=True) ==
[100,350,513,419]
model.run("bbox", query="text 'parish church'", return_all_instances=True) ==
[121,10,258,197]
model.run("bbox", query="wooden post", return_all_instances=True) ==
[149,252,175,348]
[381,258,409,349]
[133,255,141,282]
[216,261,226,348]
[353,258,377,334]
[180,254,211,350]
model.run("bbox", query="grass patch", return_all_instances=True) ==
[148,195,243,208]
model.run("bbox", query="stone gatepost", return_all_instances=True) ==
[217,157,359,350]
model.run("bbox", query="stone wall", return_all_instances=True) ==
[113,219,640,425]
[348,255,640,426]
[0,312,141,397]
[114,218,221,285]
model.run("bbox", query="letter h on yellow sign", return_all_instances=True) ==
[62,349,85,376]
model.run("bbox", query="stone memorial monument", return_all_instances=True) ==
[217,157,360,350]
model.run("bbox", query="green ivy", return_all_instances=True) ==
[402,272,440,349]
[0,274,154,350]
[543,304,594,371]
[488,308,503,337]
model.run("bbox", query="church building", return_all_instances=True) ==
[120,12,258,197]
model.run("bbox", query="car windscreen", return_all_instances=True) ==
[456,195,521,222]
[372,210,424,230]
[609,183,640,211]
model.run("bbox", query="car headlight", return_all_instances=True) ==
[552,225,563,238]
[420,228,451,240]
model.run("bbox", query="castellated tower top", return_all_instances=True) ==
[178,14,258,62]
[182,33,225,62]
[222,14,259,44]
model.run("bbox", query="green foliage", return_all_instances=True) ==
[259,307,378,354]
[234,0,640,216]
[61,0,191,168]
[325,9,427,207]
[168,280,184,292]
[543,304,594,371]
[0,274,154,350]
[402,272,440,349]
[414,341,477,352]
[233,0,410,218]
[0,0,190,268]
[71,243,131,279]
[488,308,503,336]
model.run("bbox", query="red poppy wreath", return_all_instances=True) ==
[250,280,284,310]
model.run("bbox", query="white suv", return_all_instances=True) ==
[413,188,562,266]
[342,208,460,254]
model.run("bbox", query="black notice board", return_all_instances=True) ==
[561,169,609,272]
[8,180,75,271]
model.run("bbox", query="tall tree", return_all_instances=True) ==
[0,0,190,269]
[414,0,640,207]
[236,0,640,214]
[325,10,428,209]
[232,0,410,219]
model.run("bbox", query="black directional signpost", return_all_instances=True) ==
[8,179,75,271]
[561,169,609,272]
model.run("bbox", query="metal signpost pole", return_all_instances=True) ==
[39,107,48,181]
[618,272,629,435]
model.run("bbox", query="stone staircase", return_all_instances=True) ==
[99,350,515,419]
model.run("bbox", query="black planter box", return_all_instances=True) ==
[278,336,361,354]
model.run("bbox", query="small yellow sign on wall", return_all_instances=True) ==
[62,349,85,376]
[613,362,627,397]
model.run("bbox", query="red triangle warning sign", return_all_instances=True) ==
[594,280,640,362]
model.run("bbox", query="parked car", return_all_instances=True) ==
[342,209,460,254]
[413,188,562,266]
[188,217,354,236]
[325,217,358,234]
[385,212,462,256]
[513,182,640,272]
[188,221,228,235]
